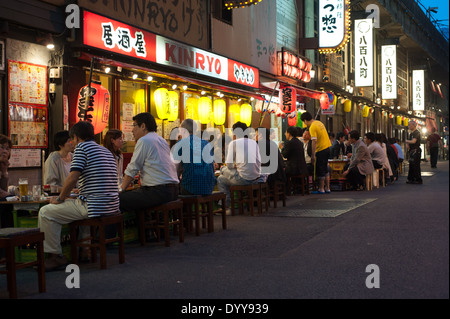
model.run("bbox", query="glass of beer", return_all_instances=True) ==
[19,178,28,197]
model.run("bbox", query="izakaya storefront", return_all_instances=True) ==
[67,10,262,166]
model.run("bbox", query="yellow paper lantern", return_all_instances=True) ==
[198,96,212,124]
[403,118,409,126]
[133,89,147,114]
[154,88,170,120]
[167,91,179,122]
[213,99,226,125]
[229,104,241,123]
[185,97,199,120]
[240,103,252,126]
[396,116,402,126]
[344,100,352,112]
[362,105,370,118]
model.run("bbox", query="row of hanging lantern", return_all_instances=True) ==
[155,87,253,126]
[279,51,312,83]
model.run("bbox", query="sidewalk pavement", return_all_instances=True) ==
[1,161,448,301]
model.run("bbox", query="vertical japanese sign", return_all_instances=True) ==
[318,0,351,53]
[381,45,397,99]
[412,70,425,111]
[354,19,373,87]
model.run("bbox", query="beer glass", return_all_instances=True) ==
[18,178,28,197]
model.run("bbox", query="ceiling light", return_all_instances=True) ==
[182,85,188,90]
[201,90,206,95]
[147,76,153,81]
[105,67,111,73]
[172,84,178,90]
[132,74,138,79]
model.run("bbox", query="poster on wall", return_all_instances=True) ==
[8,60,47,105]
[8,149,42,168]
[8,103,48,148]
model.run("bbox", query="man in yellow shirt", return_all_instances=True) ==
[300,112,332,194]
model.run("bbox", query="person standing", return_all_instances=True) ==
[405,121,423,184]
[426,127,443,168]
[342,130,374,190]
[119,112,179,211]
[300,111,332,194]
[38,121,120,271]
[174,119,216,195]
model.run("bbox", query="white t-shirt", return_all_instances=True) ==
[225,138,261,181]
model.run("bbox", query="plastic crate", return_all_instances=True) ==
[15,214,71,262]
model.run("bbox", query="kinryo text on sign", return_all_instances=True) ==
[82,11,259,89]
[412,70,425,111]
[354,19,374,87]
[381,45,397,100]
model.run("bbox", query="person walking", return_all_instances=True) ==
[426,128,443,168]
[405,121,423,184]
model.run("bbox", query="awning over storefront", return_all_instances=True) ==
[79,52,265,101]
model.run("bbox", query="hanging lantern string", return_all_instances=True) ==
[259,80,279,126]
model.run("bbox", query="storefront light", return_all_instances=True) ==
[147,76,153,81]
[104,67,111,73]
[201,90,206,95]
[132,74,138,80]
[172,84,177,90]
[154,87,170,120]
[168,91,179,122]
[182,85,188,90]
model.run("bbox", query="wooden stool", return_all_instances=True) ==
[259,182,269,213]
[287,174,308,196]
[376,168,386,188]
[229,184,260,216]
[365,174,373,191]
[70,213,125,270]
[270,181,286,208]
[180,192,227,236]
[0,228,45,299]
[138,199,184,247]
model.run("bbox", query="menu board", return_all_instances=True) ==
[8,104,48,148]
[8,60,47,105]
[9,149,42,168]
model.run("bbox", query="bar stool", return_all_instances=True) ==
[287,174,308,196]
[229,184,261,216]
[180,192,227,236]
[70,213,125,270]
[269,181,286,208]
[0,228,45,299]
[137,199,184,247]
[365,174,373,191]
[259,182,270,214]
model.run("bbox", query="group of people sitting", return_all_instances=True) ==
[0,110,412,271]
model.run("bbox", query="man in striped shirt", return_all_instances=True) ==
[38,121,119,271]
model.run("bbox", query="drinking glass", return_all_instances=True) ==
[32,185,41,200]
[18,178,28,197]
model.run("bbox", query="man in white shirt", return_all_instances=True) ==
[217,122,261,210]
[119,112,179,212]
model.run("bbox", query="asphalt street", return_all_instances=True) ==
[1,160,448,303]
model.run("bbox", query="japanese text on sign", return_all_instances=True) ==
[354,19,373,87]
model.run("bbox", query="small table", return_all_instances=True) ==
[328,159,349,180]
[0,200,49,228]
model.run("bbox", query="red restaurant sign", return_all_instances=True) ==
[83,11,259,89]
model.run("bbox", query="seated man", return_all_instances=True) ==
[217,122,261,212]
[119,112,179,212]
[364,132,384,169]
[173,119,216,195]
[342,130,374,190]
[38,121,120,271]
[330,132,346,159]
